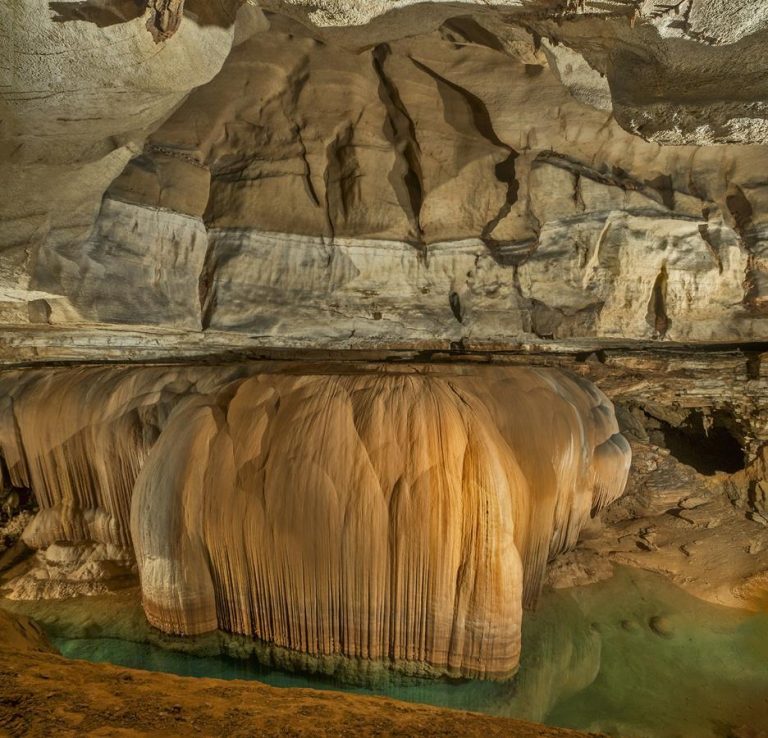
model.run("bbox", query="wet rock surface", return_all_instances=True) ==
[2,2,768,735]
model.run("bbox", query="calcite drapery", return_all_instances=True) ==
[0,364,629,678]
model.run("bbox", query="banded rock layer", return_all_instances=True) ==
[3,4,768,360]
[0,364,629,678]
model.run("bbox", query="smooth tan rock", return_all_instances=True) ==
[648,615,674,638]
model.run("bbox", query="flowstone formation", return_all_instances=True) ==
[0,364,629,678]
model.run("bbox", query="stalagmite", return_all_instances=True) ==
[0,364,629,679]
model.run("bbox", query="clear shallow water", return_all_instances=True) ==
[48,567,768,738]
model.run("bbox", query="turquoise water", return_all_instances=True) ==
[49,568,768,738]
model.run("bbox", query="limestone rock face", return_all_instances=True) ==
[0,364,629,678]
[0,0,252,329]
[2,3,768,359]
[93,20,767,345]
[3,542,136,600]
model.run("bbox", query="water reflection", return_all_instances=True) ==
[49,567,768,738]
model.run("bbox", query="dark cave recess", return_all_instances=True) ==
[624,406,745,476]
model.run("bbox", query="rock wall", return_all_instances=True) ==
[2,2,768,358]
[2,0,767,708]
[0,0,247,326]
[0,364,629,678]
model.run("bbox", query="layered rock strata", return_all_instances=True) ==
[0,364,629,678]
[3,3,768,357]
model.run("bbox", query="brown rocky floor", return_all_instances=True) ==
[0,610,603,738]
[546,437,768,609]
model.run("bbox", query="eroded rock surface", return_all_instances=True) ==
[2,3,768,732]
[2,3,768,357]
[542,347,768,610]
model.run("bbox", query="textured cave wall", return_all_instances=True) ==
[2,2,768,357]
[71,16,768,344]
[0,367,196,552]
[0,364,630,678]
[0,0,253,324]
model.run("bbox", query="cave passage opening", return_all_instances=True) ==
[648,410,745,476]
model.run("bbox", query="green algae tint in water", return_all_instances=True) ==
[51,568,768,738]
